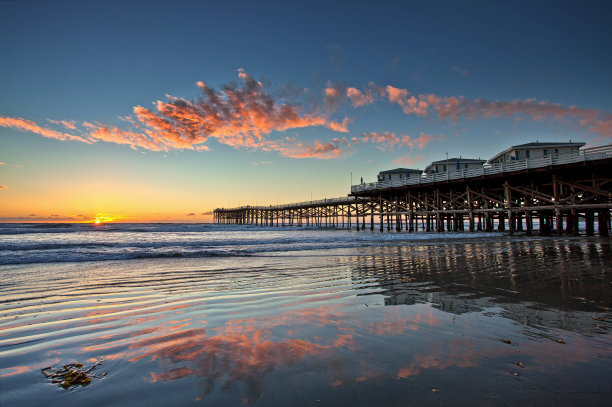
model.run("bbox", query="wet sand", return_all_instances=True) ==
[1,236,611,406]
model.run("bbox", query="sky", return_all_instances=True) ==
[1,0,611,222]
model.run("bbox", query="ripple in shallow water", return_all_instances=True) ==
[1,236,611,406]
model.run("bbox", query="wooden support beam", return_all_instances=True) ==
[598,210,609,237]
[557,179,612,201]
[470,189,506,207]
[379,197,384,232]
[553,176,562,236]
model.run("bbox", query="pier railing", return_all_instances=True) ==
[351,144,612,193]
[215,196,367,212]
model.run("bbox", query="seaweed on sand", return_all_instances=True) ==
[41,360,107,389]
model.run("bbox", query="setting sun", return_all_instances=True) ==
[88,214,119,224]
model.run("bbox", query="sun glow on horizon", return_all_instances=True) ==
[86,213,120,225]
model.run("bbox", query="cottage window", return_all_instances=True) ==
[543,149,548,156]
[526,150,530,158]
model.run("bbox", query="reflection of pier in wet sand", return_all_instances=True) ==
[348,239,611,332]
[215,145,612,236]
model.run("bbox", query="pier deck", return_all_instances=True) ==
[214,144,612,236]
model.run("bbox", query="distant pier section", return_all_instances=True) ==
[214,142,612,236]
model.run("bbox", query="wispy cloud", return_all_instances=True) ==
[0,162,22,167]
[0,185,7,189]
[272,138,349,159]
[451,65,470,76]
[0,214,92,221]
[47,119,77,130]
[354,131,442,152]
[0,116,90,143]
[394,154,425,166]
[382,85,612,139]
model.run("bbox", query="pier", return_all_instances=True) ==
[214,144,612,236]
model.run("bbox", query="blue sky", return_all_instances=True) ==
[1,0,611,221]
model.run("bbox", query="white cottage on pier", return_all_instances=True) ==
[424,158,486,175]
[377,168,423,182]
[487,141,585,164]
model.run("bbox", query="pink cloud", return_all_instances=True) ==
[385,92,612,140]
[401,133,443,150]
[356,131,441,152]
[346,87,374,107]
[385,86,430,116]
[385,85,408,104]
[393,154,424,166]
[324,84,347,112]
[360,131,402,151]
[585,113,612,139]
[273,138,350,159]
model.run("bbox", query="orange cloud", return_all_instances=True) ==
[0,185,7,189]
[326,117,351,133]
[83,122,168,152]
[0,70,350,158]
[0,116,90,143]
[47,119,77,130]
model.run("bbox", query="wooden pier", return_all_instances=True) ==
[214,145,612,236]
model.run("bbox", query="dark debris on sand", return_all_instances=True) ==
[41,360,107,389]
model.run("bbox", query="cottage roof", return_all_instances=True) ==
[423,157,485,173]
[427,158,486,165]
[378,167,423,174]
[487,141,585,163]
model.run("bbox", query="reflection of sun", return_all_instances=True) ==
[88,213,118,225]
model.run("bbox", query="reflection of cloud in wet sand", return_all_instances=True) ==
[123,305,353,403]
[150,331,328,402]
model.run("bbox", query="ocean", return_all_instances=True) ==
[1,223,611,406]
